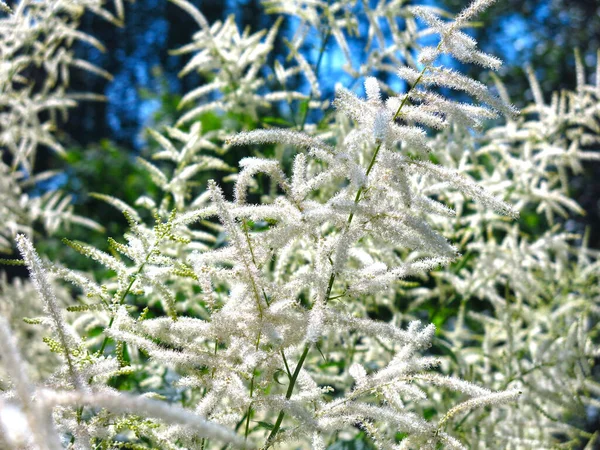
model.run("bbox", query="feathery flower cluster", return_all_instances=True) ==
[1,0,598,448]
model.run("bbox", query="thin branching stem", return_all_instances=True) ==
[265,343,310,447]
[98,254,150,355]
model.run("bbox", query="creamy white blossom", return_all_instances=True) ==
[1,0,598,448]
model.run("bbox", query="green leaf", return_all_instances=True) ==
[263,116,293,127]
[255,421,275,430]
[273,369,288,385]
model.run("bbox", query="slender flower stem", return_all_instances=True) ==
[281,350,293,379]
[244,373,256,439]
[240,217,270,440]
[98,254,150,355]
[264,344,310,447]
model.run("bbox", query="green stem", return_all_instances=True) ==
[240,217,269,441]
[264,344,310,447]
[98,252,151,355]
[244,374,255,439]
[281,350,292,379]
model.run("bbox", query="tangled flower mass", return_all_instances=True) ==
[0,0,599,449]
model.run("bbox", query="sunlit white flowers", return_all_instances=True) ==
[0,0,598,449]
